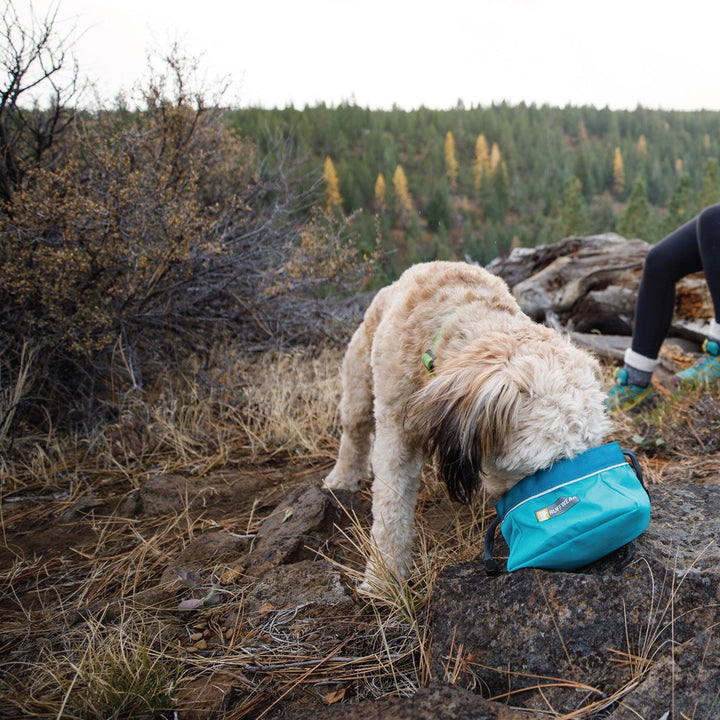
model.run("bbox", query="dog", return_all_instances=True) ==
[324,261,611,589]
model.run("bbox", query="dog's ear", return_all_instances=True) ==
[406,361,521,504]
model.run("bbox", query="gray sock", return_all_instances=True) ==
[625,364,652,388]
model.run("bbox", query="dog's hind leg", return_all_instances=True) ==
[363,411,423,588]
[324,323,375,492]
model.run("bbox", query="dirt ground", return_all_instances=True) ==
[2,456,477,718]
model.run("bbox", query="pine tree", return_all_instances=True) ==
[474,134,490,191]
[392,164,414,225]
[617,176,651,239]
[323,156,343,214]
[612,147,625,196]
[635,135,649,187]
[574,145,592,199]
[557,176,587,238]
[491,160,511,221]
[444,131,458,190]
[426,181,452,232]
[432,220,454,260]
[374,173,387,213]
[699,158,720,210]
[661,174,694,237]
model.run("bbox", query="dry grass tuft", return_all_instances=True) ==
[235,347,343,461]
[6,608,180,719]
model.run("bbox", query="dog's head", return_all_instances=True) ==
[405,330,610,503]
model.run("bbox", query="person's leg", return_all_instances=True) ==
[696,203,720,334]
[631,217,703,360]
[608,217,702,411]
[674,204,720,387]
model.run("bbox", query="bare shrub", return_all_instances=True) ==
[0,1,82,204]
[0,6,375,436]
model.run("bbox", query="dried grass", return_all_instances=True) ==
[235,346,343,461]
[1,349,718,718]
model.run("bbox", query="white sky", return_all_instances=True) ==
[25,0,720,111]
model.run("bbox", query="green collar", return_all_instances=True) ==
[422,314,455,376]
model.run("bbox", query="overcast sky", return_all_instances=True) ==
[26,0,720,111]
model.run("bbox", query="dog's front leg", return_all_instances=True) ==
[363,416,423,591]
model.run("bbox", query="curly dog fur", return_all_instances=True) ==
[324,261,610,588]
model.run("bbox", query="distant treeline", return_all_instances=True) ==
[229,103,720,282]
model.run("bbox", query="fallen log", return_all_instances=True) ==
[487,233,715,344]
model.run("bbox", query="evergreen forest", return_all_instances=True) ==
[230,103,720,284]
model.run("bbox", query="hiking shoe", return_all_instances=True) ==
[606,368,653,413]
[673,339,720,388]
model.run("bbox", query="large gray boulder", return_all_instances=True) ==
[430,482,720,716]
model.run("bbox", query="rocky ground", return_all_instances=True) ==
[3,233,720,717]
[2,393,719,719]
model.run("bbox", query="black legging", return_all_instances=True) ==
[632,203,720,359]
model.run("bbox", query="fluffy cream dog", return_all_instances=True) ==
[324,261,610,588]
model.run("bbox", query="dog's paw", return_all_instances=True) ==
[323,468,363,492]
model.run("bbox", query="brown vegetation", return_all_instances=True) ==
[0,4,374,435]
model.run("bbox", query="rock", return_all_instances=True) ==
[174,530,251,566]
[246,485,354,573]
[112,489,141,517]
[637,481,720,577]
[607,629,719,719]
[244,558,355,616]
[281,681,533,719]
[140,471,258,515]
[429,483,720,715]
[430,555,652,714]
[158,530,252,597]
[56,492,104,521]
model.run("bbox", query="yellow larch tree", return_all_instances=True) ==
[490,142,502,176]
[392,164,414,224]
[374,173,387,213]
[323,156,343,214]
[474,134,490,190]
[636,135,648,157]
[444,131,459,190]
[612,147,625,196]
